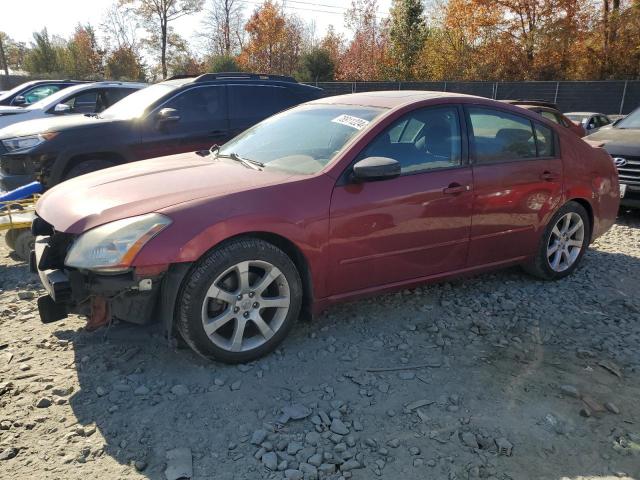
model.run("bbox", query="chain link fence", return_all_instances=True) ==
[306,81,640,115]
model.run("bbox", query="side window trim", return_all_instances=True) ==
[463,104,557,165]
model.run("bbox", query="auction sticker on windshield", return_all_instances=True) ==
[332,114,370,130]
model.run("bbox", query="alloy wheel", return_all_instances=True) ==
[546,212,585,272]
[201,260,291,352]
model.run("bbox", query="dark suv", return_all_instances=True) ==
[0,80,88,106]
[0,73,323,190]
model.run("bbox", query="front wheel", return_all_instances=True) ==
[524,201,590,280]
[64,159,116,181]
[176,238,303,363]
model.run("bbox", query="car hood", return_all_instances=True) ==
[37,152,292,233]
[589,127,640,153]
[0,113,109,139]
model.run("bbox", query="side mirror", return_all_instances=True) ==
[53,103,72,114]
[12,95,26,106]
[156,108,180,128]
[352,157,401,182]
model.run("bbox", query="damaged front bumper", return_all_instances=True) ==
[32,233,188,331]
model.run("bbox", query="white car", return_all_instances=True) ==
[0,81,146,129]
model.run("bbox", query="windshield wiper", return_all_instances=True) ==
[215,150,264,170]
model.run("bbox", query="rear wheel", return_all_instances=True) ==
[13,229,34,261]
[5,228,20,250]
[524,201,590,280]
[176,238,302,363]
[64,159,116,181]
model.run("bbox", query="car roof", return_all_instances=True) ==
[309,90,484,109]
[161,73,320,92]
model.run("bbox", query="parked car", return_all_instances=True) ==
[0,80,88,106]
[0,73,323,191]
[0,81,145,130]
[589,106,640,208]
[502,100,586,137]
[32,91,619,363]
[564,112,612,134]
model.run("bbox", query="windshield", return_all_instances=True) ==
[0,81,38,102]
[565,114,585,122]
[218,104,386,175]
[99,83,172,120]
[616,109,640,129]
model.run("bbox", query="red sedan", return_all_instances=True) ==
[33,91,620,363]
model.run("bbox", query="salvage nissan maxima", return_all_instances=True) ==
[32,91,620,363]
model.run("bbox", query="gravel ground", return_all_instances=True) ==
[1,211,639,480]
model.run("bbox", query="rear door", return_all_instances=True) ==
[465,106,563,266]
[227,85,301,138]
[138,85,229,159]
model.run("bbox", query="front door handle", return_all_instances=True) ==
[540,171,558,182]
[443,183,471,195]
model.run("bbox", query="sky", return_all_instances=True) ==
[1,0,394,51]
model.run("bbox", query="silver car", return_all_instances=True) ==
[564,112,612,135]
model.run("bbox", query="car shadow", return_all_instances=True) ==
[54,240,640,479]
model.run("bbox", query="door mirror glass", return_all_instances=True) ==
[352,157,401,182]
[54,103,72,114]
[156,107,180,127]
[12,95,26,106]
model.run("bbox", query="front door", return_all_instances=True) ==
[328,105,474,296]
[465,106,563,266]
[137,85,229,160]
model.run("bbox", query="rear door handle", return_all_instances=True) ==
[443,183,470,195]
[540,171,558,181]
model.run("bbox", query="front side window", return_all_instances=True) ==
[468,107,537,163]
[540,110,560,124]
[100,83,175,120]
[62,91,99,113]
[163,86,226,125]
[359,106,462,174]
[218,104,385,175]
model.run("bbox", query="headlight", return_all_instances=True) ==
[1,132,58,152]
[65,213,172,272]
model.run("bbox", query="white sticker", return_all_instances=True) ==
[331,114,370,130]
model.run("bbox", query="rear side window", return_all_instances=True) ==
[534,123,555,157]
[228,85,299,128]
[468,107,536,163]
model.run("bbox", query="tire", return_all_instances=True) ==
[524,201,590,280]
[176,237,303,363]
[5,228,20,250]
[13,229,34,262]
[64,159,116,181]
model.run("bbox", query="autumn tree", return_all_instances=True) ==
[201,0,244,56]
[238,1,304,75]
[105,46,147,80]
[320,25,345,79]
[387,0,427,80]
[341,0,387,80]
[60,24,104,79]
[121,0,204,79]
[0,33,26,75]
